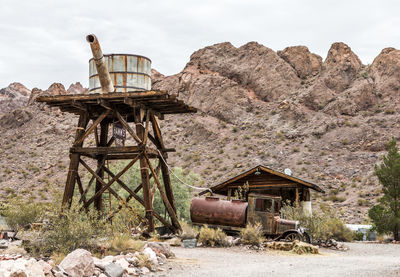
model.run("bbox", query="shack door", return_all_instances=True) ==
[251,198,275,234]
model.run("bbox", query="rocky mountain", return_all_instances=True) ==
[1,42,400,224]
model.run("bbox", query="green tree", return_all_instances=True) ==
[111,162,200,223]
[370,137,400,240]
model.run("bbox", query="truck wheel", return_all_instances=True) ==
[284,232,301,242]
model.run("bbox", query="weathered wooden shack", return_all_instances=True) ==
[199,165,324,213]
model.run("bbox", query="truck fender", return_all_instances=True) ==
[277,230,306,242]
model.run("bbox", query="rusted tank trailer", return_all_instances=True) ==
[191,193,310,242]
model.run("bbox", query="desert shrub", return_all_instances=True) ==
[281,202,353,242]
[34,203,110,256]
[198,226,227,247]
[111,234,145,253]
[179,221,199,240]
[353,231,364,241]
[109,205,141,234]
[1,197,45,233]
[136,253,152,268]
[240,222,264,245]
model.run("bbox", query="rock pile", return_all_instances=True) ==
[319,239,349,251]
[264,240,319,254]
[0,242,173,277]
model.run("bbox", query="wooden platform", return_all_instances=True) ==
[36,90,196,120]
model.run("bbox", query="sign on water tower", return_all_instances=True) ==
[113,122,126,146]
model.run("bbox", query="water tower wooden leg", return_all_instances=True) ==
[62,113,89,209]
[159,155,176,213]
[150,114,177,213]
[136,114,154,233]
[94,121,108,212]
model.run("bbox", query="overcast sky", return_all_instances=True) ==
[0,0,399,90]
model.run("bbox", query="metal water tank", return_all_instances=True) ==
[190,197,248,227]
[89,54,151,93]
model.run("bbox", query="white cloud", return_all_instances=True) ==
[0,0,399,89]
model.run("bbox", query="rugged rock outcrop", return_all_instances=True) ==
[278,46,322,79]
[300,42,364,110]
[67,82,88,94]
[186,42,301,101]
[370,47,400,98]
[0,83,31,115]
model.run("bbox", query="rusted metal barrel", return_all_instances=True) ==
[86,34,115,93]
[89,54,151,94]
[190,197,248,227]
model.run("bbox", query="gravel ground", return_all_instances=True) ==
[156,243,400,277]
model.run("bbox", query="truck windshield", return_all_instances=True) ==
[255,198,273,213]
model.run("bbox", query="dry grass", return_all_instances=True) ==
[240,223,264,246]
[198,226,227,247]
[111,234,146,253]
[179,221,199,240]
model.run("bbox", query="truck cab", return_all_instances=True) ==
[247,193,281,235]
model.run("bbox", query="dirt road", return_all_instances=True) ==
[157,243,400,277]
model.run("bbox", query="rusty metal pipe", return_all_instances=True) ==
[86,34,115,93]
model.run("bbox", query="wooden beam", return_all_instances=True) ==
[151,162,162,204]
[82,155,139,208]
[97,98,112,110]
[144,153,181,231]
[94,126,100,147]
[136,112,154,232]
[103,167,174,231]
[159,155,176,213]
[77,136,116,204]
[74,109,110,146]
[151,114,165,150]
[62,112,89,209]
[75,174,87,206]
[135,162,161,194]
[70,146,159,156]
[37,90,168,103]
[115,110,142,144]
[95,121,108,212]
[143,110,150,146]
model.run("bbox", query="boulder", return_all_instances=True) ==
[157,253,167,265]
[10,271,28,277]
[142,247,158,265]
[59,249,94,277]
[140,267,150,275]
[114,258,130,271]
[146,242,175,258]
[37,260,52,275]
[165,237,182,247]
[103,263,124,277]
[0,258,45,277]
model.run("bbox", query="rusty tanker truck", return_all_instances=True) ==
[190,193,310,242]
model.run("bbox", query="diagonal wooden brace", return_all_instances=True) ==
[74,109,110,146]
[82,155,140,208]
[143,153,181,231]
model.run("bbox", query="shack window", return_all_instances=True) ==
[255,198,273,212]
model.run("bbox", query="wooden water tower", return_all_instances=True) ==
[37,34,196,233]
